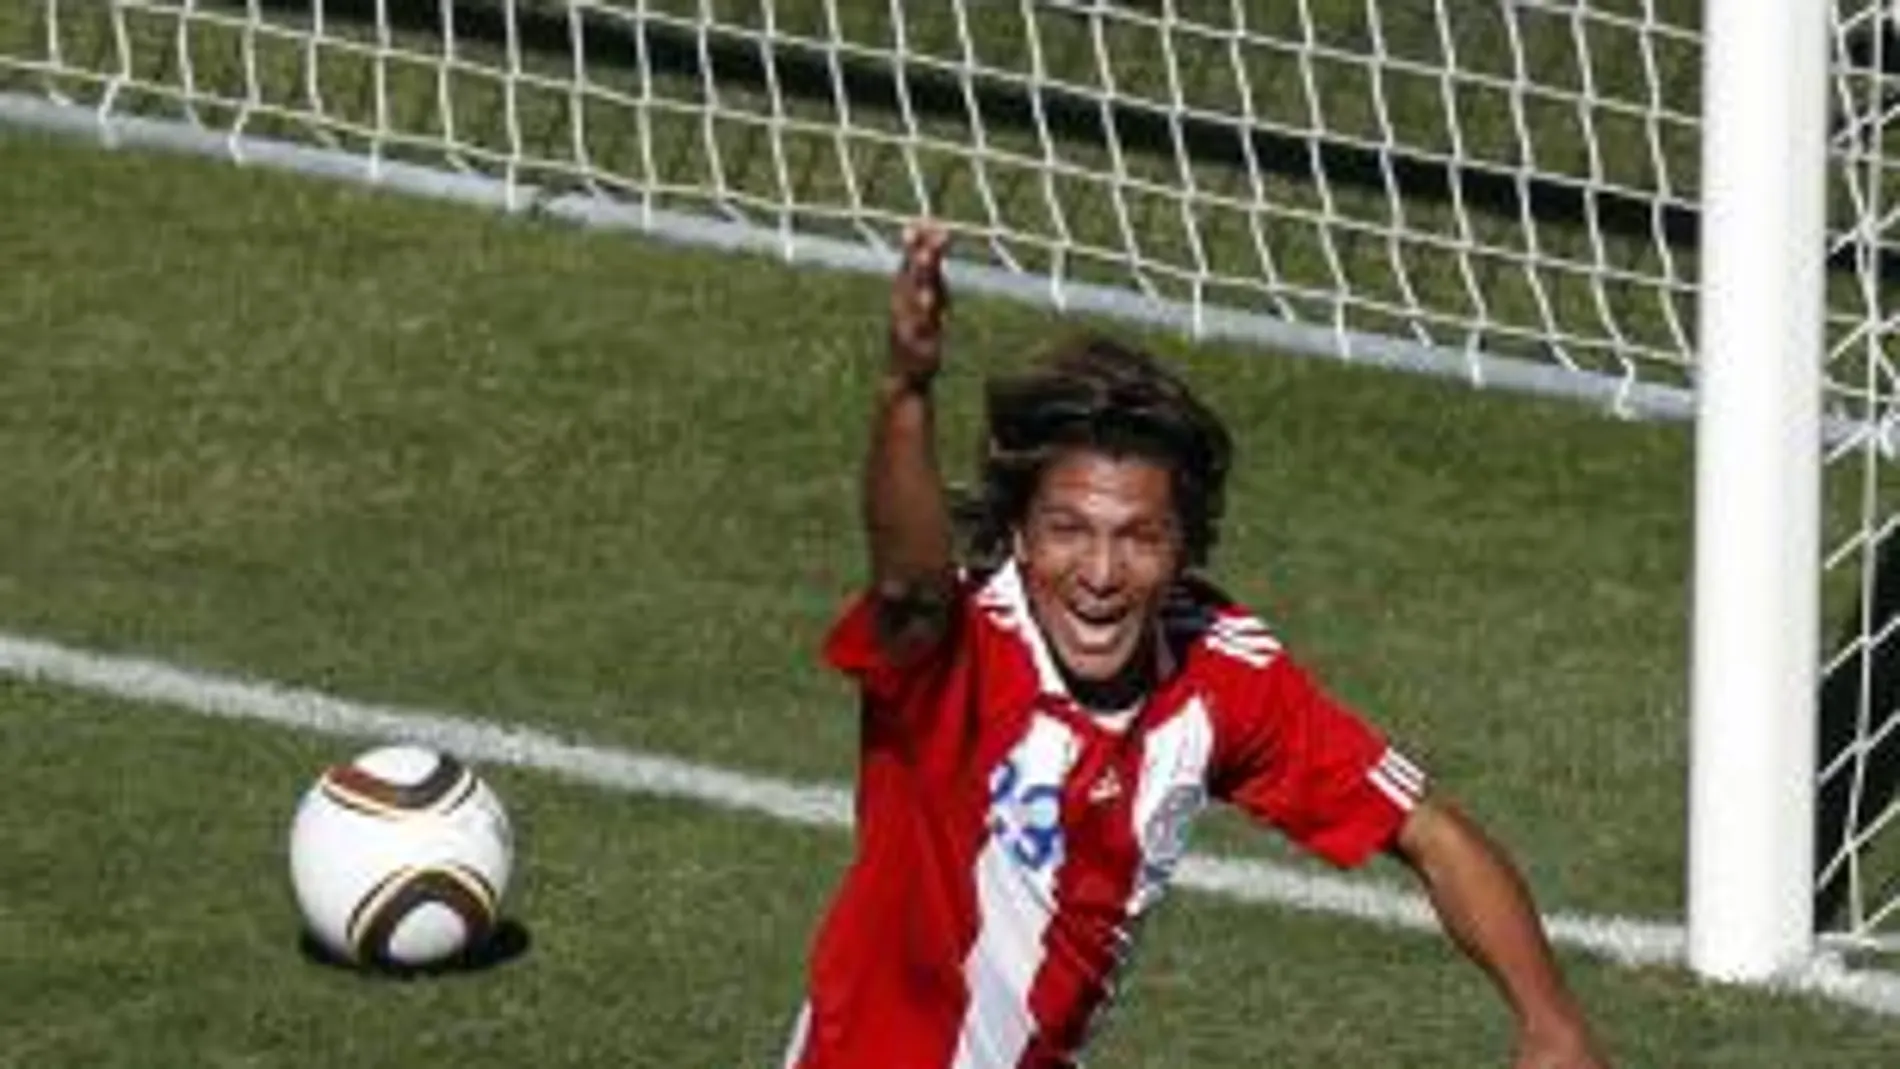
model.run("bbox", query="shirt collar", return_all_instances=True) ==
[978,560,1071,699]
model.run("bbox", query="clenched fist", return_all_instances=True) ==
[888,220,951,387]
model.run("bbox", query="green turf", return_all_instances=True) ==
[0,126,1696,917]
[0,1,1897,1059]
[0,680,824,1069]
[0,90,1896,1064]
[6,680,1900,1068]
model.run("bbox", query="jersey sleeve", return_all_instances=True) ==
[1209,654,1427,868]
[821,586,966,714]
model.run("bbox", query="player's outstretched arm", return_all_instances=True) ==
[863,221,958,662]
[1390,798,1610,1069]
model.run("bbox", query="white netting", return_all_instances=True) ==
[1819,0,1900,955]
[3,1,1900,953]
[0,0,1704,405]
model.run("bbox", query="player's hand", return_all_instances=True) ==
[887,220,951,387]
[1511,1014,1609,1069]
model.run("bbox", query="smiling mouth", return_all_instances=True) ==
[1065,604,1131,645]
[1069,601,1126,623]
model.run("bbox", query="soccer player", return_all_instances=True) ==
[782,222,1609,1069]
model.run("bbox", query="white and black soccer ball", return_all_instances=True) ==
[288,744,513,970]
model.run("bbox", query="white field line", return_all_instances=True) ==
[2,631,1898,1017]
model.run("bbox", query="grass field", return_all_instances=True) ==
[2,127,1898,1067]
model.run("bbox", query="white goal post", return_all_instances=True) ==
[2,0,1897,986]
[1688,0,1826,982]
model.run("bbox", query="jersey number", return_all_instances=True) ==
[987,757,1063,872]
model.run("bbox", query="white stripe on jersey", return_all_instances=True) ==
[973,563,1069,697]
[1380,750,1427,794]
[952,713,1081,1069]
[779,1002,811,1069]
[1208,614,1276,639]
[1127,698,1215,917]
[1367,748,1427,812]
[1203,615,1282,669]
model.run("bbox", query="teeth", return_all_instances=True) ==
[1068,608,1126,643]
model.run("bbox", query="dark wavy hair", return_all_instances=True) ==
[955,333,1233,569]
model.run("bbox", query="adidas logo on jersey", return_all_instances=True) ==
[1087,767,1124,804]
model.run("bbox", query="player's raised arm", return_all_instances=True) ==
[862,221,958,661]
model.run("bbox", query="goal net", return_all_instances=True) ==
[0,0,1706,411]
[1819,0,1900,961]
[0,0,1896,974]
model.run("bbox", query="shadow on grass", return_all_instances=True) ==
[296,917,533,978]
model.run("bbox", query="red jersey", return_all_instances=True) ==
[784,563,1426,1069]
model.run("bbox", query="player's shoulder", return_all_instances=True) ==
[1163,574,1285,674]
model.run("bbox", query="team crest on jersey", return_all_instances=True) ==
[1134,781,1207,909]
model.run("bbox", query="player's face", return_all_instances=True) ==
[1013,450,1184,684]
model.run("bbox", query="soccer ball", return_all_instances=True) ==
[288,744,513,970]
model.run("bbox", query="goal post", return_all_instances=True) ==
[2,0,1899,988]
[1687,0,1829,983]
